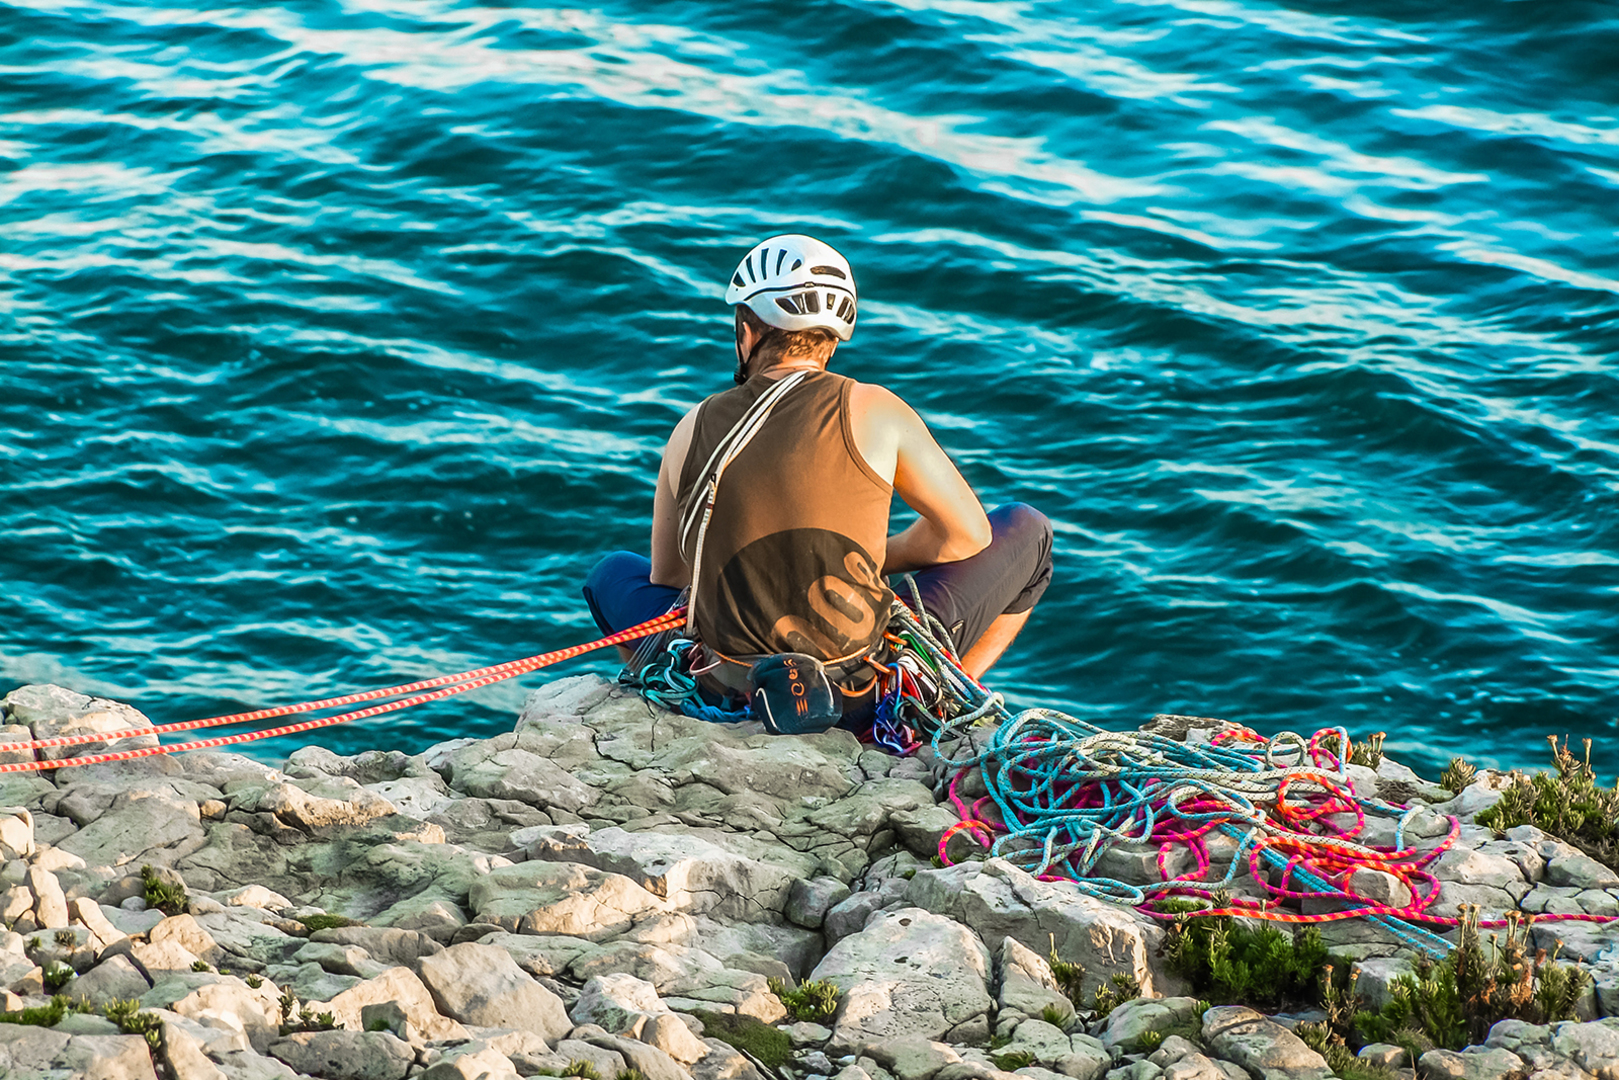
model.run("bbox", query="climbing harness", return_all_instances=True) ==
[0,608,686,773]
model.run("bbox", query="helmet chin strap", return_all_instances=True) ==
[734,324,765,385]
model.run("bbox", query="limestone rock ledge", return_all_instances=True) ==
[0,676,1613,1080]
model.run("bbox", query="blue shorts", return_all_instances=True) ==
[582,503,1054,657]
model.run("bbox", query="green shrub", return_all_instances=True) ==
[564,1062,602,1080]
[1040,1003,1069,1028]
[191,960,213,973]
[688,1010,791,1068]
[1137,1030,1164,1053]
[140,865,188,916]
[1353,906,1589,1050]
[0,996,68,1027]
[767,978,840,1022]
[1163,914,1329,1010]
[245,974,264,989]
[295,913,360,932]
[1477,737,1619,871]
[616,1071,648,1080]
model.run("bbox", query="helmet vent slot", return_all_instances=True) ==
[775,296,801,315]
[802,290,820,314]
[744,258,756,283]
[810,265,847,279]
[776,249,787,275]
[837,298,855,322]
[732,273,746,288]
[791,259,802,272]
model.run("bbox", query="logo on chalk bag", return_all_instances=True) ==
[750,653,839,735]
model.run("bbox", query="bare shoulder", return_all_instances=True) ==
[848,379,917,425]
[661,401,703,480]
[669,400,702,441]
[847,379,925,482]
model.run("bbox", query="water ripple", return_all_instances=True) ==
[2,0,1616,774]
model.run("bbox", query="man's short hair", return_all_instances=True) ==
[736,305,839,368]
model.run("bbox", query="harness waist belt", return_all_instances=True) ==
[698,644,880,701]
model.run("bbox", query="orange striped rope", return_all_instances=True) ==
[2,609,686,772]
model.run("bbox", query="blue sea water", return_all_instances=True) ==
[1,0,1616,777]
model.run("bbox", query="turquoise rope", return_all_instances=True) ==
[884,604,1453,957]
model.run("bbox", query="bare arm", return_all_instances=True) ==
[649,407,698,589]
[851,384,992,575]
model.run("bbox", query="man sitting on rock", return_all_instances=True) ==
[583,234,1053,729]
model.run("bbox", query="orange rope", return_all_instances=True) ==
[2,609,686,773]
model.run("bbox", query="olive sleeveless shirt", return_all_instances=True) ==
[675,370,895,662]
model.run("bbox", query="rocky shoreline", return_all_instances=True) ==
[2,677,1618,1080]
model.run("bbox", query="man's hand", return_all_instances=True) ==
[850,384,991,575]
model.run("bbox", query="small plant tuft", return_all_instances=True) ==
[1296,1019,1398,1080]
[191,960,213,973]
[42,962,74,993]
[688,1009,791,1068]
[53,929,77,949]
[276,987,338,1035]
[245,974,264,989]
[1349,732,1385,770]
[768,977,840,1022]
[616,1071,648,1080]
[295,913,360,932]
[1441,756,1479,794]
[1151,897,1207,916]
[140,864,188,916]
[991,1049,1036,1070]
[1137,1030,1164,1053]
[1090,972,1142,1019]
[1047,933,1087,1008]
[104,997,164,1049]
[1040,1002,1069,1028]
[1324,731,1384,770]
[564,1062,602,1080]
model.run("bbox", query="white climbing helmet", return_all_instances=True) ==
[724,234,857,341]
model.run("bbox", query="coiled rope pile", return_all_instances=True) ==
[885,598,1619,956]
